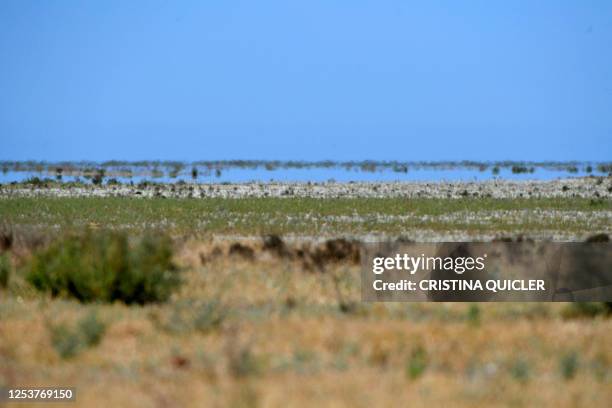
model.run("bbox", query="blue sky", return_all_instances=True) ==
[1,1,611,161]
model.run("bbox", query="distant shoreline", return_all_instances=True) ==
[1,160,610,184]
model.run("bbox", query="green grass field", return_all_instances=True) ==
[1,197,610,236]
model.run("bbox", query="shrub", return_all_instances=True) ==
[406,345,428,380]
[23,177,54,186]
[509,358,530,383]
[466,304,480,326]
[596,164,612,174]
[151,168,164,178]
[48,311,107,359]
[193,301,227,333]
[27,231,179,304]
[91,169,105,185]
[79,311,106,346]
[49,324,81,359]
[560,351,579,380]
[562,302,610,318]
[511,165,529,174]
[0,253,10,288]
[155,299,227,334]
[393,164,408,173]
[228,347,261,378]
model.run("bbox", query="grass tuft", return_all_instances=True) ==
[562,302,610,319]
[79,311,107,346]
[48,311,106,359]
[406,345,428,380]
[560,351,579,380]
[509,358,530,383]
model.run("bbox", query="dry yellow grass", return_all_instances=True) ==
[1,240,611,407]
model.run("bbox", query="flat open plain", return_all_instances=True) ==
[0,178,610,407]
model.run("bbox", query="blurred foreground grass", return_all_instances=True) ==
[1,247,611,407]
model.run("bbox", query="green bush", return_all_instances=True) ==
[466,304,481,326]
[0,253,10,288]
[406,345,428,380]
[27,231,179,304]
[511,165,534,174]
[560,351,579,380]
[79,311,106,346]
[23,176,54,186]
[91,169,105,185]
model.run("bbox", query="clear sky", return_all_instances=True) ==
[1,1,611,161]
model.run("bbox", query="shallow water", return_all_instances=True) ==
[0,164,604,184]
